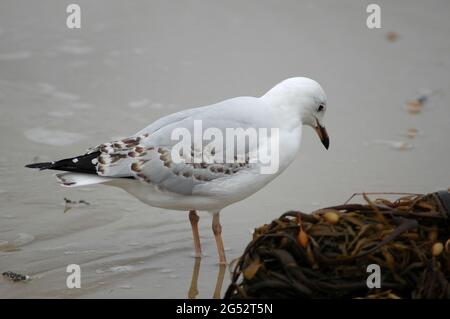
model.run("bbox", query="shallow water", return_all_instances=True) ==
[0,0,449,298]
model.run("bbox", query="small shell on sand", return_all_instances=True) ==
[386,31,398,42]
[407,100,423,114]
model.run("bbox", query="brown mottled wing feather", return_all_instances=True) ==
[93,133,249,195]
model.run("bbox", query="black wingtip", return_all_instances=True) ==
[25,152,101,174]
[25,162,53,170]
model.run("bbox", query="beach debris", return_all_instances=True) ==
[2,271,30,282]
[369,139,413,151]
[402,128,419,139]
[225,190,450,299]
[63,197,90,213]
[407,100,423,114]
[386,31,398,42]
[406,93,431,115]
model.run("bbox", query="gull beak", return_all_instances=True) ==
[314,118,329,150]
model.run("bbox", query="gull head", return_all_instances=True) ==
[262,77,329,149]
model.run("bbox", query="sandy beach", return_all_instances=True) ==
[0,0,449,298]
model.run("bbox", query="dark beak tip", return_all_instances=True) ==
[314,121,330,150]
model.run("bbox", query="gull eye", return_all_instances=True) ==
[317,105,324,112]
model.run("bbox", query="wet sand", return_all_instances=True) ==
[0,0,449,298]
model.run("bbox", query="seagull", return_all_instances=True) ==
[26,77,329,264]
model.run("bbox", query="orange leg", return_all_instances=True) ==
[189,210,202,257]
[212,212,227,264]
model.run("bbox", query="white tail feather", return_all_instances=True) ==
[56,173,114,187]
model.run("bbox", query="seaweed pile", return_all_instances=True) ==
[225,191,450,299]
[2,271,30,282]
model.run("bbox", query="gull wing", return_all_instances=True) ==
[93,97,274,195]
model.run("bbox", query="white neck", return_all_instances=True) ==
[260,87,302,130]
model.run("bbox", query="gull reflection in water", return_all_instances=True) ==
[188,258,227,299]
